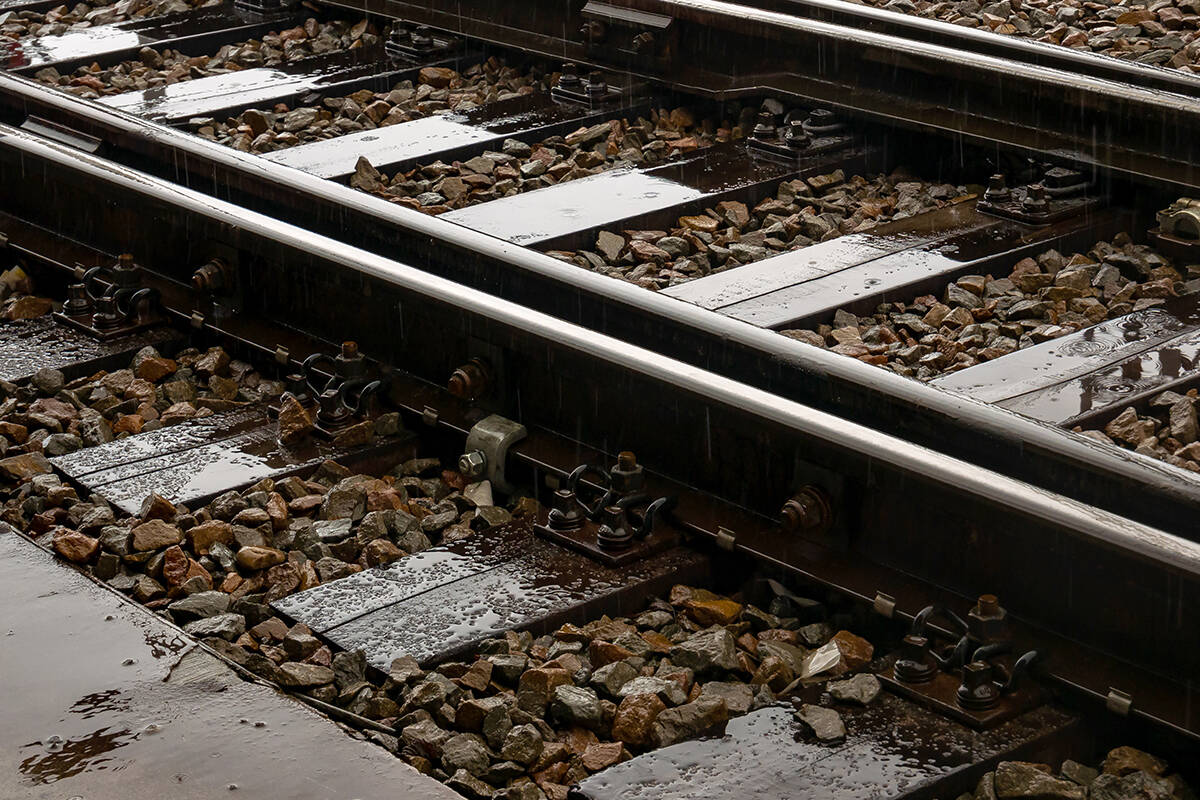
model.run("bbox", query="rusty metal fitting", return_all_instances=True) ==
[111,253,140,290]
[752,111,777,140]
[91,296,123,330]
[411,26,434,50]
[632,31,655,54]
[1021,183,1049,213]
[192,258,233,294]
[803,108,843,135]
[894,635,938,683]
[547,489,584,532]
[610,451,645,495]
[63,283,93,318]
[585,71,608,99]
[596,505,633,552]
[957,661,1001,710]
[968,594,1009,643]
[984,174,1010,203]
[784,118,811,149]
[316,388,353,430]
[559,62,582,89]
[448,358,492,400]
[389,25,411,44]
[579,20,606,41]
[459,449,487,480]
[334,341,367,382]
[779,486,832,534]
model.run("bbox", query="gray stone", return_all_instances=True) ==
[168,590,231,622]
[617,675,687,706]
[276,662,335,688]
[1088,772,1173,800]
[669,627,739,674]
[590,661,639,697]
[313,518,353,543]
[698,681,754,714]
[1170,398,1198,444]
[43,432,82,456]
[993,761,1085,800]
[1059,761,1098,786]
[796,703,845,742]
[31,367,64,395]
[486,653,528,685]
[441,733,490,777]
[320,479,366,520]
[651,696,728,748]
[401,718,451,759]
[549,684,603,730]
[183,612,245,641]
[827,673,881,705]
[500,723,543,765]
[332,649,367,690]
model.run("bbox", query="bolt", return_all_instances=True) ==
[341,341,358,359]
[548,489,584,531]
[411,26,434,49]
[585,71,607,99]
[579,20,605,41]
[559,62,581,88]
[112,253,140,289]
[785,118,811,149]
[632,31,655,54]
[984,174,1010,203]
[389,26,411,44]
[957,661,1001,710]
[752,111,777,140]
[596,505,633,552]
[92,295,123,330]
[968,593,1009,643]
[447,358,491,400]
[316,388,352,430]
[459,449,487,479]
[779,486,831,533]
[805,108,838,131]
[1021,183,1049,214]
[63,283,93,317]
[610,450,645,495]
[192,258,231,294]
[893,635,938,683]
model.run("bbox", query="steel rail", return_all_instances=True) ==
[3,121,1195,573]
[0,71,1196,535]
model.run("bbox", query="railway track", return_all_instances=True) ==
[1,0,1198,797]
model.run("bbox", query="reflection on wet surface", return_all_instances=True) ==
[19,727,137,785]
[0,527,457,799]
[444,145,792,245]
[574,695,1075,800]
[0,315,177,383]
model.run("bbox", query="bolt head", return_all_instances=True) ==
[459,450,487,478]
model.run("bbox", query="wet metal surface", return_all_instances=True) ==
[265,93,604,179]
[664,202,1076,329]
[572,695,1078,800]
[276,521,709,668]
[0,315,177,383]
[51,407,409,515]
[0,525,458,800]
[934,304,1200,424]
[442,145,792,245]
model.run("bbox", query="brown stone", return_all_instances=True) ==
[1102,746,1167,777]
[332,419,374,448]
[139,492,177,521]
[250,617,289,642]
[457,659,494,692]
[588,640,635,668]
[751,655,795,692]
[130,519,183,551]
[160,545,190,586]
[640,630,674,654]
[277,394,314,444]
[52,529,99,563]
[112,414,144,435]
[289,494,324,515]
[5,295,54,319]
[135,355,177,382]
[831,630,874,671]
[265,492,289,529]
[610,692,666,749]
[418,66,456,88]
[716,200,750,228]
[679,215,719,234]
[235,546,287,571]
[0,422,28,444]
[264,562,301,602]
[0,452,52,481]
[186,520,233,554]
[362,538,405,566]
[581,741,624,772]
[684,597,743,626]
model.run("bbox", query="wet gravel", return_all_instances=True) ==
[32,17,377,98]
[0,265,55,321]
[0,0,216,41]
[1078,389,1200,472]
[959,750,1193,800]
[193,59,552,154]
[349,105,749,214]
[779,234,1200,380]
[854,0,1200,72]
[547,169,971,290]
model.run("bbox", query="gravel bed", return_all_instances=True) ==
[1078,389,1200,472]
[0,0,217,41]
[546,169,970,290]
[348,105,751,214]
[853,0,1200,72]
[194,60,552,154]
[32,16,376,98]
[778,234,1200,380]
[956,750,1193,800]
